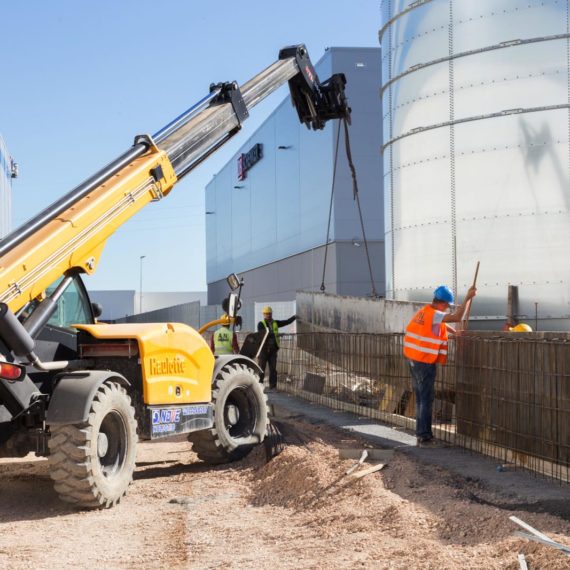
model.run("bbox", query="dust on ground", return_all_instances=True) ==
[0,418,569,569]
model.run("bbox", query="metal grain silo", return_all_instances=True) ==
[381,0,570,329]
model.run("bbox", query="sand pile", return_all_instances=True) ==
[251,440,350,508]
[242,417,570,568]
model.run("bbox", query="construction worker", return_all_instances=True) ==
[257,306,296,390]
[210,297,240,355]
[210,319,240,355]
[509,323,533,332]
[403,284,477,447]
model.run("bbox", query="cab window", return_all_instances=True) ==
[47,276,93,328]
[19,275,94,330]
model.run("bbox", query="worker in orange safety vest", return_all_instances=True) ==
[404,284,477,447]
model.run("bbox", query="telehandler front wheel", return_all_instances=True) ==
[189,362,267,464]
[48,380,138,509]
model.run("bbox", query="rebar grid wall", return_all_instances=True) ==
[275,332,570,482]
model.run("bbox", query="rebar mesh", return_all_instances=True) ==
[275,332,570,483]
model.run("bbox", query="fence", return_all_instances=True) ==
[275,332,570,483]
[114,301,257,331]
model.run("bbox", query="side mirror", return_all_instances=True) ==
[227,293,242,318]
[226,273,241,291]
[91,302,103,319]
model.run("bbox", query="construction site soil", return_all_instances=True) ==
[0,417,569,569]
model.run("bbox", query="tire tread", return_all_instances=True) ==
[189,363,267,464]
[48,380,137,509]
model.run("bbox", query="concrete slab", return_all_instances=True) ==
[338,448,395,462]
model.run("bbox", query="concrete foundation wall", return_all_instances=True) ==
[296,291,424,334]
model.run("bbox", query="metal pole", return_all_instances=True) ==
[139,255,146,314]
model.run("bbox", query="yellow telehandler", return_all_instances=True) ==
[0,45,350,508]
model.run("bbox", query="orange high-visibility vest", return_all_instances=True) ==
[403,304,448,364]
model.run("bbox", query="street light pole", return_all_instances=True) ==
[139,255,146,313]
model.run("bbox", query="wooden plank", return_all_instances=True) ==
[303,372,326,394]
[349,463,385,479]
[510,516,557,544]
[514,532,570,557]
[403,390,415,418]
[378,383,406,413]
[517,553,528,570]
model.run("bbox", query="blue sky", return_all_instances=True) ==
[1,0,381,293]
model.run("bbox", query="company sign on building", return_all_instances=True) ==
[237,143,263,181]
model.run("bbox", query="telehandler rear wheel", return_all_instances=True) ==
[189,362,267,464]
[48,380,137,509]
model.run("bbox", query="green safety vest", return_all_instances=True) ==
[262,319,280,347]
[214,327,234,355]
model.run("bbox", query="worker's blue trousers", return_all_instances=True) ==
[408,360,436,441]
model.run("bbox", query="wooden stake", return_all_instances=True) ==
[507,285,517,327]
[462,261,480,331]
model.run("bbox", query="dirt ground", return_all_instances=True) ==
[0,418,569,570]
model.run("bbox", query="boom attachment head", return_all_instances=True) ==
[209,82,249,130]
[279,45,351,130]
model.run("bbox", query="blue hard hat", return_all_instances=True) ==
[433,285,454,303]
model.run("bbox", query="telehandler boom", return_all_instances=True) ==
[0,45,349,508]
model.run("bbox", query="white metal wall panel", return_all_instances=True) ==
[381,0,570,328]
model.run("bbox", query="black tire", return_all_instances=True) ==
[189,363,268,464]
[48,381,137,509]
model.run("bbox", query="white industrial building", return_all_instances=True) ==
[206,47,384,305]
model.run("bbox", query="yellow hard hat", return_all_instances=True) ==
[510,323,533,332]
[262,306,272,314]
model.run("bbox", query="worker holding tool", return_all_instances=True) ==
[257,306,296,390]
[403,284,477,447]
[210,297,240,355]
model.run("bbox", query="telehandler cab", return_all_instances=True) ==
[0,45,350,508]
